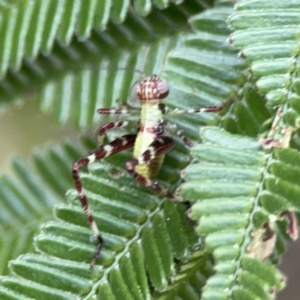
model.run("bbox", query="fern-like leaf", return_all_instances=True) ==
[2,0,296,299]
[178,126,300,299]
[228,0,300,147]
[0,0,195,78]
[0,0,212,114]
[0,133,212,299]
[0,139,93,276]
[0,2,246,298]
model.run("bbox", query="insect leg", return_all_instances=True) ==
[97,120,138,147]
[97,107,139,114]
[172,106,223,114]
[72,134,136,267]
[125,136,176,199]
[165,121,193,148]
[165,100,234,147]
[170,99,233,115]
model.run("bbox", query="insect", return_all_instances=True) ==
[72,74,228,267]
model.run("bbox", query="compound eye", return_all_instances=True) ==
[157,80,169,98]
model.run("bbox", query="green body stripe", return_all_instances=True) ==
[133,102,164,179]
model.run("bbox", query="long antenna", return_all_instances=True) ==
[98,66,147,98]
[98,66,144,76]
[116,67,144,76]
[114,67,146,95]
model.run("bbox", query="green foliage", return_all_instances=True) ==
[179,127,294,299]
[0,141,87,275]
[0,0,210,118]
[0,0,170,78]
[228,0,300,146]
[0,0,299,299]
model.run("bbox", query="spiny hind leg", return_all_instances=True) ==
[72,134,136,267]
[165,121,194,148]
[125,136,176,199]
